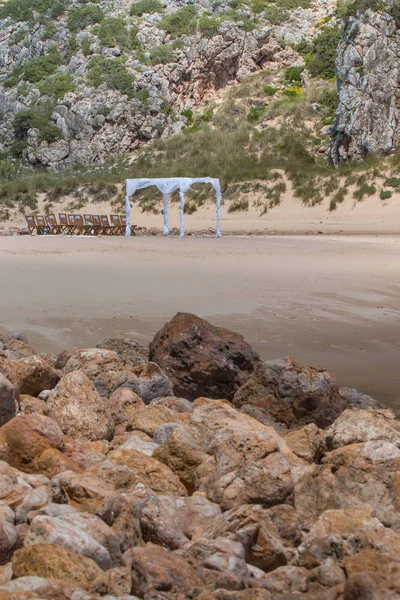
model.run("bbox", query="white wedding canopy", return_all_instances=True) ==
[125,177,221,238]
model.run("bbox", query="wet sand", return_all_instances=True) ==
[1,235,400,408]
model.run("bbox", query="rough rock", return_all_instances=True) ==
[119,362,174,404]
[151,396,193,413]
[295,439,400,529]
[197,504,289,572]
[339,387,385,410]
[123,404,188,437]
[110,431,159,456]
[51,471,118,524]
[96,338,148,366]
[62,349,124,397]
[45,371,114,441]
[19,396,45,416]
[149,312,262,401]
[30,502,122,566]
[0,414,64,473]
[283,423,326,462]
[191,398,298,509]
[128,543,203,598]
[153,424,210,492]
[0,375,18,427]
[326,408,400,449]
[87,449,187,496]
[24,515,112,569]
[12,544,107,594]
[108,388,145,427]
[233,356,346,428]
[0,357,59,397]
[330,10,400,164]
[0,522,19,566]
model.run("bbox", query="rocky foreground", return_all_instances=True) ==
[0,312,399,599]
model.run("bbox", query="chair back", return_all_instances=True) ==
[35,216,46,228]
[110,214,121,227]
[59,213,68,225]
[46,214,58,227]
[74,215,84,228]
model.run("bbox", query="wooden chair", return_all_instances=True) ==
[100,215,113,235]
[58,213,71,234]
[91,215,102,236]
[35,216,49,235]
[110,214,124,235]
[120,215,136,236]
[25,216,36,235]
[67,214,79,235]
[83,214,97,236]
[73,215,87,235]
[46,214,62,235]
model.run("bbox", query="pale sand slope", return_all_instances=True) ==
[4,184,400,234]
[0,235,400,408]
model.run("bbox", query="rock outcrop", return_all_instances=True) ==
[0,318,399,599]
[149,312,262,401]
[330,7,400,164]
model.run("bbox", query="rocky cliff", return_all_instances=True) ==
[0,0,336,169]
[330,5,400,164]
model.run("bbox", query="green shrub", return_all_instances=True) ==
[23,47,62,83]
[262,5,288,23]
[13,29,27,44]
[390,1,400,27]
[38,72,74,99]
[383,177,400,188]
[285,66,303,84]
[380,189,392,200]
[0,0,67,21]
[336,0,384,21]
[67,5,104,32]
[130,0,163,16]
[10,141,28,158]
[149,44,176,64]
[251,0,310,13]
[12,101,62,143]
[87,57,135,98]
[198,14,221,37]
[228,198,249,212]
[80,36,92,56]
[320,88,338,112]
[307,25,343,79]
[181,108,194,125]
[283,87,302,97]
[264,85,277,96]
[135,88,150,103]
[158,5,197,36]
[353,182,376,200]
[94,18,139,50]
[42,21,57,39]
[248,106,266,121]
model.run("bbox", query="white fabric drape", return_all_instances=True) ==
[125,177,221,238]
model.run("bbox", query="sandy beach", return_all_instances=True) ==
[1,234,400,408]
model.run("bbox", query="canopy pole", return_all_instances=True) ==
[179,189,185,238]
[125,183,131,236]
[162,192,169,236]
[216,185,221,238]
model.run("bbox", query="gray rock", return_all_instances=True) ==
[331,9,400,163]
[25,515,112,569]
[0,374,18,427]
